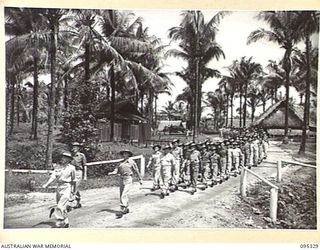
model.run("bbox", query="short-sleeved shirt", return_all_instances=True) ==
[118,158,137,177]
[172,146,183,162]
[190,150,201,163]
[160,153,175,167]
[201,151,211,163]
[210,153,220,164]
[148,151,162,167]
[52,164,76,183]
[72,152,87,171]
[219,148,227,158]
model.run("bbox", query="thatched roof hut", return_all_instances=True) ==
[251,100,316,131]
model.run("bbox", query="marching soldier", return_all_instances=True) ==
[189,143,201,194]
[200,145,211,189]
[70,142,87,209]
[42,152,76,228]
[252,135,260,167]
[159,145,175,198]
[209,144,220,186]
[171,139,183,191]
[180,147,192,189]
[231,141,242,175]
[218,141,228,181]
[262,131,269,159]
[227,140,234,176]
[108,149,143,218]
[243,136,252,169]
[146,145,162,191]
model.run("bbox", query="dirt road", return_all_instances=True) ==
[4,142,297,228]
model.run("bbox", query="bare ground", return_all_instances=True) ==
[4,141,316,229]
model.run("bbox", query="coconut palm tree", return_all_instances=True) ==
[167,10,228,136]
[295,11,319,155]
[248,11,302,142]
[5,8,48,139]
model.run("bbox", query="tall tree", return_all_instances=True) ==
[167,11,227,136]
[296,11,319,155]
[248,11,302,142]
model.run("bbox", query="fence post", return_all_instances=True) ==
[140,156,145,177]
[270,188,278,223]
[277,161,282,182]
[240,168,247,197]
[83,165,87,180]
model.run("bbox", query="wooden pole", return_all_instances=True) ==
[277,161,282,182]
[140,156,145,177]
[270,188,278,223]
[240,168,247,197]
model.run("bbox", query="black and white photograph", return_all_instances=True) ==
[4,7,318,229]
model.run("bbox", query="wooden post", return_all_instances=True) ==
[83,165,87,180]
[140,156,145,177]
[277,161,282,182]
[270,188,278,223]
[240,168,247,197]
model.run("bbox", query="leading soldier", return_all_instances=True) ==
[189,143,201,195]
[160,145,175,198]
[42,152,76,228]
[108,149,143,218]
[70,142,87,209]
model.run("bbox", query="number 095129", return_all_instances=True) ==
[300,244,319,248]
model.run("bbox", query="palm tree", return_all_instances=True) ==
[5,8,47,139]
[42,9,67,167]
[295,11,319,155]
[167,11,228,136]
[234,57,263,127]
[248,11,302,142]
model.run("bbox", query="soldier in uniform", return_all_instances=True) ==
[262,131,269,159]
[146,145,162,191]
[189,143,201,194]
[171,139,183,191]
[227,139,234,176]
[108,149,143,218]
[70,142,87,209]
[218,141,228,181]
[209,144,220,186]
[159,145,175,198]
[199,145,211,189]
[231,141,242,175]
[243,136,252,169]
[42,152,76,228]
[252,134,260,167]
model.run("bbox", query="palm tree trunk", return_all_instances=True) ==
[193,59,199,140]
[251,103,255,123]
[31,56,39,139]
[283,54,291,141]
[230,94,234,127]
[140,91,144,116]
[225,94,229,126]
[299,34,311,155]
[45,17,58,167]
[9,76,15,135]
[243,83,248,127]
[63,75,68,110]
[154,94,158,128]
[263,100,266,112]
[239,90,242,128]
[110,63,115,142]
[16,81,20,126]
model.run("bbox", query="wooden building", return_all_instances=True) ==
[95,100,151,143]
[251,100,316,132]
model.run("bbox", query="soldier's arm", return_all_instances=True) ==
[108,166,119,175]
[82,154,87,166]
[42,171,56,188]
[146,156,153,169]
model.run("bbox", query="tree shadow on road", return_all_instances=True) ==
[32,220,57,228]
[144,193,162,198]
[97,208,120,214]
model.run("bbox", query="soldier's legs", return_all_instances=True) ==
[190,164,199,193]
[55,184,71,227]
[171,161,180,189]
[120,176,132,212]
[73,170,83,207]
[153,166,161,189]
[160,166,171,196]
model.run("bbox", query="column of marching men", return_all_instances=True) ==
[146,128,270,198]
[42,128,269,226]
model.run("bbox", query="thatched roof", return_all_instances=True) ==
[252,99,316,130]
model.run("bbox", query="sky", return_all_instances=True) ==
[132,10,319,116]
